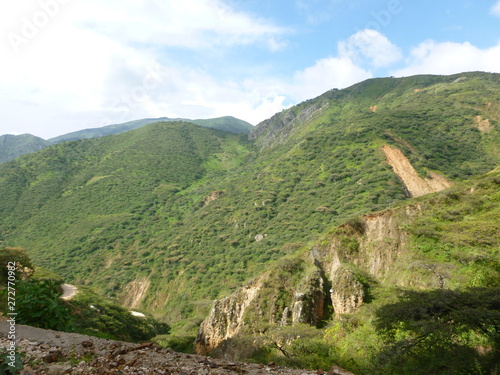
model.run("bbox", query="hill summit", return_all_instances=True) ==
[0,116,253,164]
[0,72,499,374]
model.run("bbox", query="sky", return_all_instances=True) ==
[1,0,500,139]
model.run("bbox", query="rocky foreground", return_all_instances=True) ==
[0,323,352,375]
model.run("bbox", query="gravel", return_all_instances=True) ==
[0,323,319,375]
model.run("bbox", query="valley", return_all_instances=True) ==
[0,72,499,374]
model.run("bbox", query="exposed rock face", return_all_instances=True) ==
[204,190,224,206]
[329,266,364,315]
[121,277,150,309]
[195,204,423,355]
[249,101,328,148]
[195,280,262,355]
[382,145,452,197]
[290,268,325,325]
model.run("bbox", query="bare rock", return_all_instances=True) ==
[81,340,94,348]
[47,364,72,375]
[20,367,36,375]
[43,350,61,363]
[329,365,355,375]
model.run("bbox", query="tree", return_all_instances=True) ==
[374,288,500,374]
[0,247,34,285]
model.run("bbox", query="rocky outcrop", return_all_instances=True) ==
[249,101,328,148]
[329,266,364,315]
[195,280,262,355]
[121,277,150,309]
[195,203,424,355]
[290,267,325,325]
[382,145,452,197]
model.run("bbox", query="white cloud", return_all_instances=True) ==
[72,0,287,50]
[338,29,403,68]
[491,1,500,17]
[394,40,500,77]
[2,1,500,140]
[290,56,372,102]
[0,0,290,137]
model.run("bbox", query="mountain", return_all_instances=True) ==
[0,116,252,164]
[187,116,254,134]
[49,116,253,144]
[48,118,174,143]
[195,168,500,373]
[0,134,52,164]
[0,72,498,373]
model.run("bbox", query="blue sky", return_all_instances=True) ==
[1,0,500,139]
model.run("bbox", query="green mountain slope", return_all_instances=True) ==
[0,134,52,164]
[49,116,253,144]
[188,116,254,134]
[0,116,252,164]
[195,169,500,373]
[0,72,498,335]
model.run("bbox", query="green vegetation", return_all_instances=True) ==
[0,348,24,375]
[0,247,34,284]
[0,116,252,164]
[0,73,498,373]
[69,287,171,342]
[49,115,252,144]
[14,279,73,331]
[373,288,500,374]
[0,248,170,342]
[0,134,51,164]
[216,170,500,374]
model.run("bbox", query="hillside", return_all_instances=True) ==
[0,134,52,164]
[0,72,498,366]
[49,116,253,144]
[194,168,500,373]
[0,116,252,164]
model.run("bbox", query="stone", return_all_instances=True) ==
[329,365,355,375]
[47,364,72,375]
[20,367,36,375]
[81,340,94,348]
[43,351,61,363]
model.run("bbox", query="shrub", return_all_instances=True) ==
[16,279,73,331]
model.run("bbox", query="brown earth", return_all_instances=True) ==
[473,115,493,133]
[203,191,225,207]
[382,145,452,197]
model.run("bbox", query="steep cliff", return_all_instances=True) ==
[195,168,500,375]
[195,279,262,355]
[249,99,329,148]
[195,203,423,355]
